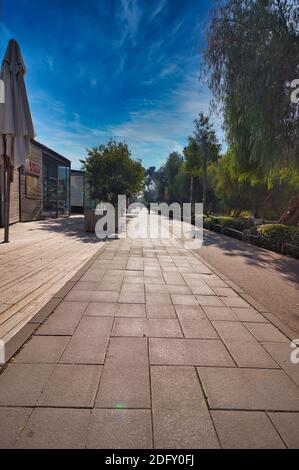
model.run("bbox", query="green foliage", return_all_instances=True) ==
[210,149,299,218]
[143,166,157,204]
[203,0,299,176]
[245,224,299,257]
[204,215,254,232]
[184,113,221,208]
[81,140,145,206]
[165,152,184,203]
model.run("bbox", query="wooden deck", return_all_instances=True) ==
[0,216,103,343]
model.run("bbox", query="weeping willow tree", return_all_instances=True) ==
[202,0,299,178]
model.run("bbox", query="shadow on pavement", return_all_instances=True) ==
[199,229,299,285]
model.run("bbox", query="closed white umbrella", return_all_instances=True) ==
[0,39,35,242]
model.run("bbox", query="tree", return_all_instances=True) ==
[202,0,299,176]
[81,140,144,206]
[184,113,220,211]
[165,152,184,203]
[211,149,299,219]
[154,166,168,202]
[144,166,156,204]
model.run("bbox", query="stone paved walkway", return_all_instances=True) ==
[0,228,299,449]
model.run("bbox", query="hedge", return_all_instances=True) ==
[203,216,299,258]
[203,215,254,232]
[244,224,299,258]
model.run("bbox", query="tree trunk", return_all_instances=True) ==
[279,194,299,226]
[190,176,194,204]
[261,193,272,223]
[202,149,208,214]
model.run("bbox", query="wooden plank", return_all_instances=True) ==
[0,216,103,341]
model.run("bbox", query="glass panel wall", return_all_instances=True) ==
[43,155,58,218]
[43,154,70,218]
[58,164,70,216]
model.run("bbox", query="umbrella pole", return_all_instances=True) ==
[3,139,10,243]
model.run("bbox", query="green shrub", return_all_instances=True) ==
[245,224,299,258]
[210,216,254,232]
[203,215,215,229]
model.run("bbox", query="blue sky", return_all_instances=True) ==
[1,0,225,169]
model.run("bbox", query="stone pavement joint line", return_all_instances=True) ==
[0,230,298,449]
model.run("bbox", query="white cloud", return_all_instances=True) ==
[30,71,226,170]
[149,0,168,22]
[116,0,142,46]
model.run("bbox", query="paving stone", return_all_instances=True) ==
[198,367,299,411]
[212,287,239,297]
[189,283,215,295]
[37,302,88,337]
[14,336,70,364]
[151,366,219,448]
[124,276,145,284]
[212,411,285,449]
[16,408,90,449]
[112,318,182,338]
[205,278,229,288]
[60,317,113,364]
[73,281,100,291]
[149,338,235,366]
[163,272,186,285]
[224,340,279,368]
[179,318,219,339]
[85,302,146,317]
[95,362,150,409]
[104,269,126,276]
[105,337,148,365]
[171,294,198,306]
[65,290,119,303]
[145,284,190,294]
[0,364,55,406]
[174,305,207,320]
[212,321,257,342]
[231,307,268,323]
[87,409,153,449]
[244,323,289,343]
[118,291,145,303]
[146,305,177,318]
[262,342,299,386]
[146,293,172,305]
[144,268,162,277]
[38,364,102,408]
[124,270,144,277]
[222,296,251,308]
[268,412,299,448]
[144,276,165,284]
[203,306,238,321]
[121,283,145,293]
[197,296,225,307]
[97,279,123,291]
[81,269,105,282]
[0,408,32,448]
